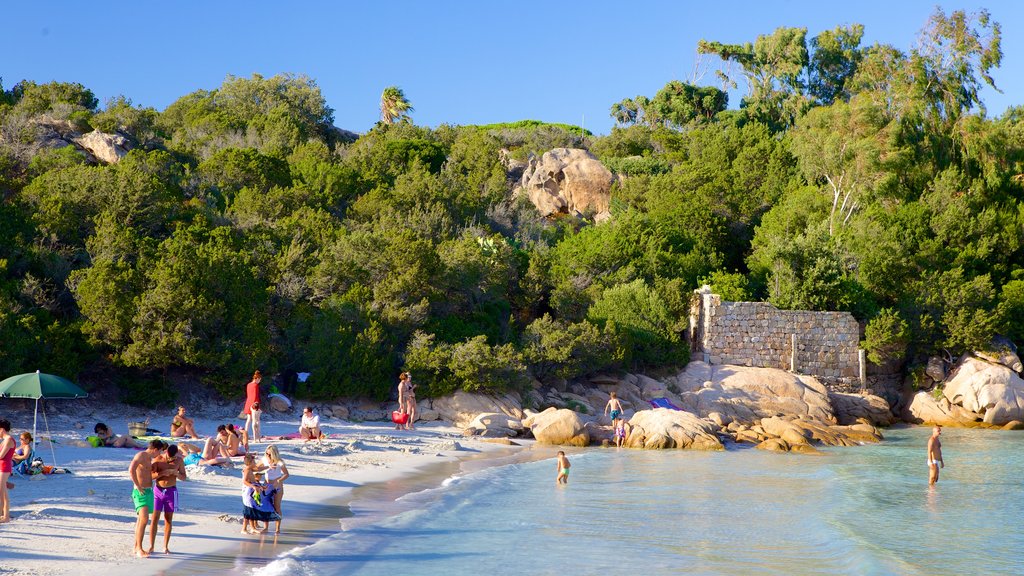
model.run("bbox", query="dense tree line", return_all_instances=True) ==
[1,8,1021,405]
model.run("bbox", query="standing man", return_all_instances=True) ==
[927,425,944,485]
[129,440,163,557]
[149,444,186,554]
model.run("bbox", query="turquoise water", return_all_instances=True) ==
[262,427,1024,576]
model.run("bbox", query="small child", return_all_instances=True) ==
[604,392,623,422]
[613,418,626,448]
[555,451,570,485]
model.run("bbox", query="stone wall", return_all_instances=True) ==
[690,288,861,379]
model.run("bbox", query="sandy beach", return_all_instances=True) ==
[0,402,536,576]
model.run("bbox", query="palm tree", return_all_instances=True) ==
[379,86,414,124]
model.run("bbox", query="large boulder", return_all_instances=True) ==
[669,361,835,424]
[942,356,1024,425]
[517,148,613,220]
[974,337,1023,373]
[464,412,523,438]
[905,391,981,426]
[828,392,894,426]
[529,408,589,446]
[624,408,723,450]
[74,130,131,164]
[432,391,524,428]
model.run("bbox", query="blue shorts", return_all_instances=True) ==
[610,410,621,421]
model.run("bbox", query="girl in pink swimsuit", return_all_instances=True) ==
[0,418,14,522]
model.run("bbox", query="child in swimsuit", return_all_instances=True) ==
[613,418,627,448]
[556,451,570,485]
[605,392,623,422]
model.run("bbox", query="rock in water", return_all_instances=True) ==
[624,408,723,450]
[517,148,613,220]
[528,408,590,446]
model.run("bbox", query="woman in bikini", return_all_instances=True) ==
[169,406,200,439]
[402,373,417,430]
[260,445,290,533]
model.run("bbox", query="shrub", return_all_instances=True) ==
[863,308,910,364]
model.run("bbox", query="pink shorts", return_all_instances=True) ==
[153,485,178,513]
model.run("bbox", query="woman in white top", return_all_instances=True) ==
[261,445,289,533]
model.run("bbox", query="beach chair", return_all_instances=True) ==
[12,448,35,476]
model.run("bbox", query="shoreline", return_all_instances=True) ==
[0,397,927,576]
[0,407,537,576]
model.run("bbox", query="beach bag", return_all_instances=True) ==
[87,435,103,448]
[391,410,409,424]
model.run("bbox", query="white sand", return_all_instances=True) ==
[0,407,533,575]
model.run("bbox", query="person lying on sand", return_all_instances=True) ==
[94,423,142,449]
[169,406,200,439]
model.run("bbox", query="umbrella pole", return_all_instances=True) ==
[33,398,39,449]
[41,401,58,468]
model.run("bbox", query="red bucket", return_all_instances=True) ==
[391,410,409,424]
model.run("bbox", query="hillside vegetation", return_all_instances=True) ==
[1,8,1022,403]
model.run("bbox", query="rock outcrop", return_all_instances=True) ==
[624,408,723,450]
[526,408,589,446]
[463,412,523,437]
[517,148,613,220]
[942,356,1024,425]
[669,361,836,424]
[432,391,524,428]
[829,392,895,426]
[73,130,130,164]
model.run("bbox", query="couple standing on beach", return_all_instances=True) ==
[396,372,417,430]
[128,439,186,557]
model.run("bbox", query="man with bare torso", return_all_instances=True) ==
[129,440,164,557]
[927,425,944,485]
[149,444,186,554]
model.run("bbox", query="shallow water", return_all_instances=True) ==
[261,427,1024,576]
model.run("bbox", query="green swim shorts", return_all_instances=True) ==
[132,487,154,512]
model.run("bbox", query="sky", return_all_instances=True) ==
[2,1,1021,135]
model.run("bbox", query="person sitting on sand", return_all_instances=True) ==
[299,407,323,441]
[613,418,627,448]
[128,439,163,557]
[149,443,186,555]
[95,423,142,449]
[555,451,570,485]
[223,424,246,456]
[169,406,200,439]
[12,432,34,475]
[259,445,289,533]
[198,428,233,467]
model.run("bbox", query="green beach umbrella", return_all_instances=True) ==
[0,370,88,462]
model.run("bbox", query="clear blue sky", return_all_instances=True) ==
[2,1,1021,135]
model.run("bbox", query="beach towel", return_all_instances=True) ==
[13,448,35,475]
[649,397,683,411]
[263,432,343,440]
